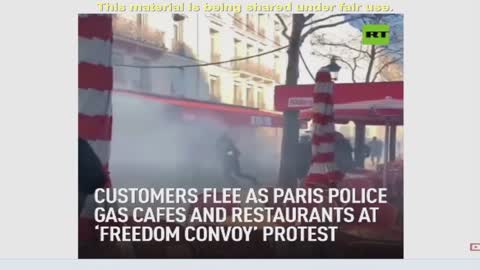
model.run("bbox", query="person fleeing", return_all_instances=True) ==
[296,135,312,187]
[216,133,258,187]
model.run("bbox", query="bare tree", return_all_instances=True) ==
[275,13,367,188]
[311,15,403,83]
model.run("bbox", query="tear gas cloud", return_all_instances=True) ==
[109,93,280,191]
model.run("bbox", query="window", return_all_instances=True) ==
[246,85,255,107]
[132,58,151,92]
[257,88,265,109]
[233,83,243,105]
[136,14,148,28]
[232,39,242,69]
[258,48,264,65]
[112,53,126,85]
[209,76,221,101]
[173,24,179,42]
[233,13,243,27]
[246,14,254,31]
[173,21,183,43]
[172,21,185,54]
[274,21,281,44]
[210,29,220,62]
[274,55,280,73]
[246,44,254,65]
[234,39,241,58]
[136,14,148,41]
[258,14,266,36]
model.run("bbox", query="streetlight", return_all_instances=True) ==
[173,14,186,22]
[321,57,341,81]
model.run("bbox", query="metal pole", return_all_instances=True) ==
[382,124,390,188]
[389,125,397,161]
[354,123,366,168]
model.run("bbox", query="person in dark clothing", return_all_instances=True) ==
[368,136,383,166]
[78,137,106,214]
[78,138,136,258]
[296,135,312,183]
[216,133,258,186]
[334,132,354,173]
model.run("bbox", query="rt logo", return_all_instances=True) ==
[362,24,390,45]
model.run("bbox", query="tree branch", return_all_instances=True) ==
[275,14,290,40]
[300,15,365,42]
[371,57,402,82]
[376,47,403,58]
[374,42,403,57]
[312,38,371,56]
[304,14,315,21]
[305,14,349,26]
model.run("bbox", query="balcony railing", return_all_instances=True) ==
[232,61,277,81]
[113,15,165,49]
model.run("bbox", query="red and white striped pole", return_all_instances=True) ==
[304,69,343,188]
[78,14,113,238]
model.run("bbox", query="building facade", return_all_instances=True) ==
[111,13,287,111]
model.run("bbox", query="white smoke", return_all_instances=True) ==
[109,92,280,191]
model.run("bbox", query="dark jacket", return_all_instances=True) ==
[297,140,312,179]
[79,138,106,194]
[216,135,241,170]
[335,137,354,173]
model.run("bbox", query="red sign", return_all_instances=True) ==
[275,82,403,111]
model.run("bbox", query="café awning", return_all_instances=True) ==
[275,81,403,125]
[114,89,284,128]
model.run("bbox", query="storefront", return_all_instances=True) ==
[274,81,403,165]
